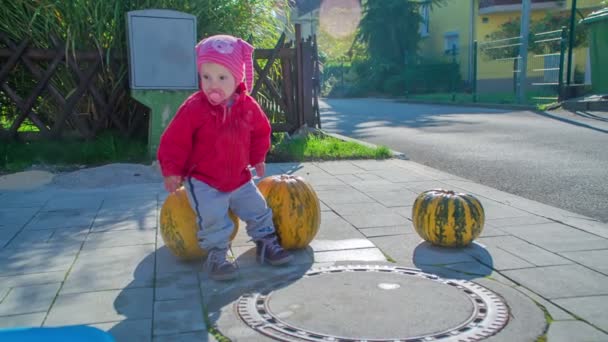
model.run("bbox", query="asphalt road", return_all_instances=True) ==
[320,98,608,223]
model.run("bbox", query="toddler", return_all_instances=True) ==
[157,35,292,281]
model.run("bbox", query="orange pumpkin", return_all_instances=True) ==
[160,188,239,260]
[257,174,321,249]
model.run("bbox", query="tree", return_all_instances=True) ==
[355,0,447,66]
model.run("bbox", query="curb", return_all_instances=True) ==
[322,131,408,159]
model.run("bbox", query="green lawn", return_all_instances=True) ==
[0,132,148,174]
[1,132,392,174]
[269,134,392,162]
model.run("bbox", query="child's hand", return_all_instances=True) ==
[164,176,183,193]
[254,162,265,178]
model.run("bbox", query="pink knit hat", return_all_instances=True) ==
[195,35,254,92]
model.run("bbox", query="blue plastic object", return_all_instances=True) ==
[0,325,115,342]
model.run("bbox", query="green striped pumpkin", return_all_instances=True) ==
[412,189,485,247]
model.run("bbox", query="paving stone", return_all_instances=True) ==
[153,298,206,336]
[546,320,608,342]
[0,271,67,288]
[0,207,39,227]
[42,195,103,210]
[315,190,375,204]
[0,283,61,316]
[359,225,413,238]
[400,180,455,194]
[2,229,54,249]
[25,209,97,230]
[46,226,90,246]
[412,241,480,266]
[83,229,156,249]
[559,249,608,275]
[329,202,394,217]
[45,288,153,326]
[503,264,608,299]
[320,210,341,220]
[0,248,78,276]
[0,227,22,247]
[366,190,419,207]
[390,206,413,220]
[465,243,533,271]
[0,312,45,328]
[62,244,155,293]
[315,161,364,175]
[91,319,152,342]
[478,225,510,237]
[477,235,571,267]
[92,214,157,232]
[315,217,364,241]
[342,212,409,228]
[369,235,425,267]
[100,199,157,212]
[309,238,375,252]
[513,286,575,321]
[0,193,50,208]
[154,331,214,342]
[312,247,386,263]
[96,207,158,222]
[500,222,608,252]
[348,180,408,193]
[319,201,331,211]
[371,169,432,182]
[155,272,200,301]
[338,174,364,183]
[350,160,395,171]
[480,200,535,220]
[232,245,313,269]
[155,246,201,275]
[419,261,494,280]
[305,177,345,187]
[485,215,553,227]
[554,295,608,331]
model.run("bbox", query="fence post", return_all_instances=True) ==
[558,26,567,100]
[451,45,457,102]
[473,41,478,102]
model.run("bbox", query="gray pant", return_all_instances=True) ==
[185,178,275,250]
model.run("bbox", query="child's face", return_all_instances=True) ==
[199,63,236,105]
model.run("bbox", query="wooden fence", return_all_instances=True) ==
[252,24,320,133]
[0,24,319,140]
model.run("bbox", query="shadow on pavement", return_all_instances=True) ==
[109,245,314,341]
[413,241,493,280]
[202,245,314,340]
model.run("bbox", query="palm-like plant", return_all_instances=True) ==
[355,0,448,66]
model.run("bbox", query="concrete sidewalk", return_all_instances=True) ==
[0,160,607,341]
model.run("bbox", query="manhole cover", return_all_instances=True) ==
[236,265,509,341]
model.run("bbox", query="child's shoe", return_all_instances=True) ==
[255,233,293,266]
[205,247,238,281]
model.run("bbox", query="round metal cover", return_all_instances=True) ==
[236,265,509,341]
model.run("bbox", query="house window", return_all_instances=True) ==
[419,3,430,37]
[444,32,459,54]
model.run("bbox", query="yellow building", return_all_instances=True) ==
[420,0,603,93]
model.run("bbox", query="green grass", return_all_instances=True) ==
[268,133,392,162]
[0,132,149,174]
[1,132,392,174]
